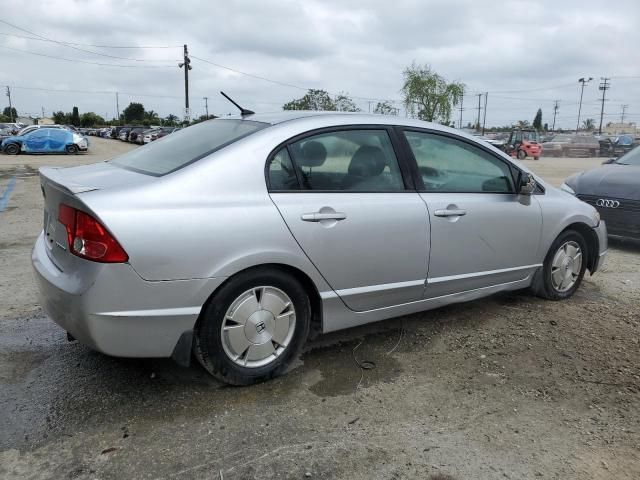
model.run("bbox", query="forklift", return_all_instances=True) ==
[502,129,543,160]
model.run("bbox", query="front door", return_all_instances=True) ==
[402,129,542,298]
[268,128,430,311]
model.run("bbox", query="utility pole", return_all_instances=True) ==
[576,77,593,133]
[458,93,464,129]
[552,100,559,132]
[481,92,488,135]
[598,77,610,135]
[203,96,209,119]
[41,106,45,118]
[115,92,120,123]
[5,86,14,122]
[367,101,373,113]
[620,104,628,124]
[179,44,192,123]
[476,93,482,132]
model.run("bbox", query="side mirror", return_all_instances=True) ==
[518,172,536,195]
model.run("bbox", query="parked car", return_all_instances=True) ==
[542,134,599,157]
[156,127,180,139]
[562,145,640,240]
[15,124,68,137]
[127,127,146,143]
[1,127,88,155]
[33,112,606,385]
[139,128,161,144]
[118,128,131,141]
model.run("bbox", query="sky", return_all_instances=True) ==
[0,0,639,129]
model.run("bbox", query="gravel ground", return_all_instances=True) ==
[0,138,638,479]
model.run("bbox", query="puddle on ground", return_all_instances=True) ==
[302,334,404,398]
[0,166,38,180]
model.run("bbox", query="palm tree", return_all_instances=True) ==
[144,110,160,124]
[516,120,530,128]
[164,114,178,126]
[582,118,595,131]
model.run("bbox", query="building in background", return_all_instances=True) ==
[604,122,637,135]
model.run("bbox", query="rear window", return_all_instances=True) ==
[110,119,267,176]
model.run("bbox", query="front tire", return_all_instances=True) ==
[531,230,588,300]
[517,150,527,160]
[65,144,78,155]
[194,268,311,385]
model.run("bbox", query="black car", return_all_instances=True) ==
[562,146,640,240]
[127,127,146,143]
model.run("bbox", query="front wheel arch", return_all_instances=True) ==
[561,222,599,274]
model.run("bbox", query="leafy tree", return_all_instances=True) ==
[3,107,17,119]
[543,122,549,131]
[516,119,530,128]
[283,89,335,111]
[374,101,397,115]
[123,102,145,123]
[52,111,65,124]
[401,62,464,123]
[0,114,9,122]
[80,112,105,127]
[582,118,595,131]
[333,93,360,112]
[533,108,543,130]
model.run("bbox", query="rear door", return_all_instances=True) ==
[268,127,430,311]
[401,129,543,298]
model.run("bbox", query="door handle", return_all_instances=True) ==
[434,209,467,217]
[301,212,347,222]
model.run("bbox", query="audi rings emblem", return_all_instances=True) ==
[596,199,620,208]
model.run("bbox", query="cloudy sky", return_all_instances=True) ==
[1,0,638,128]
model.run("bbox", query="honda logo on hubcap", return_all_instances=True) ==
[255,321,266,334]
[596,199,620,208]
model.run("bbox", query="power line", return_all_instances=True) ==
[0,45,176,68]
[0,31,180,49]
[0,19,179,62]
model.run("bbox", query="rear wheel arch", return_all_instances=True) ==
[195,263,323,338]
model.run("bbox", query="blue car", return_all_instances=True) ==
[1,128,88,155]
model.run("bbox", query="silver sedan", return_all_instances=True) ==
[32,112,607,385]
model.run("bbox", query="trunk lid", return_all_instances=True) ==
[39,162,153,271]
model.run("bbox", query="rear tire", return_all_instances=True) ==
[531,229,588,300]
[194,268,311,385]
[4,143,19,155]
[65,144,78,155]
[517,150,527,160]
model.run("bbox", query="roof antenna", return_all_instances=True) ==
[220,91,255,116]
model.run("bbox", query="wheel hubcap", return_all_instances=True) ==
[221,286,296,368]
[550,241,582,292]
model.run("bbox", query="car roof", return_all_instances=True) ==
[215,110,461,134]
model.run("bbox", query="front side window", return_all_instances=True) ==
[111,119,267,176]
[286,129,404,191]
[404,131,515,193]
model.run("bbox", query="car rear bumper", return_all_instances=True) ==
[32,232,226,358]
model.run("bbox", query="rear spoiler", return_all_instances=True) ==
[39,166,99,195]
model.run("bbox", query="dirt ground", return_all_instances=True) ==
[0,138,638,480]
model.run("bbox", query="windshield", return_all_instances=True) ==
[110,119,267,176]
[615,145,640,166]
[548,134,571,143]
[522,131,539,142]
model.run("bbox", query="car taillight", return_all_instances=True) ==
[58,204,128,263]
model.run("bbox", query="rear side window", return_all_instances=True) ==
[284,129,405,191]
[111,119,267,176]
[268,148,300,190]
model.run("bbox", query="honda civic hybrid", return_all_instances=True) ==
[33,112,607,385]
